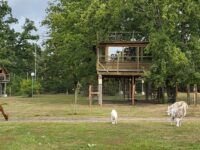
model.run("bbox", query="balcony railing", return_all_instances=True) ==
[0,73,10,82]
[97,55,152,74]
[99,56,152,63]
[98,32,148,42]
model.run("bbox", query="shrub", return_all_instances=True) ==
[20,79,41,97]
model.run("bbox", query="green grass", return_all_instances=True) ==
[0,122,199,150]
[0,94,199,149]
[0,93,199,119]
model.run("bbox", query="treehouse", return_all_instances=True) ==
[97,41,151,76]
[95,32,152,105]
[0,67,10,96]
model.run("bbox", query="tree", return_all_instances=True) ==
[42,0,96,93]
[0,0,17,67]
[43,0,200,103]
[0,1,41,95]
[14,18,40,77]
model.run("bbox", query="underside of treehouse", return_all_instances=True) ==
[96,41,152,76]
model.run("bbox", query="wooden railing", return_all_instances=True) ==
[97,56,152,73]
[0,74,10,82]
[98,31,148,42]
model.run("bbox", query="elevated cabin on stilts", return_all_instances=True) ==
[95,32,152,105]
[0,67,10,97]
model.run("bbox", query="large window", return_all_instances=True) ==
[108,46,137,62]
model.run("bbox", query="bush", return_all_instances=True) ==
[8,74,21,96]
[20,79,41,97]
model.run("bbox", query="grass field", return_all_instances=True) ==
[0,93,199,119]
[0,94,199,149]
[0,122,200,150]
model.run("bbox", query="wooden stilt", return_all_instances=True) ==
[89,85,92,106]
[132,77,135,105]
[98,75,102,106]
[194,84,197,106]
[123,78,126,101]
[187,84,190,105]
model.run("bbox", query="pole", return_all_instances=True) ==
[132,77,135,105]
[187,84,190,105]
[141,79,145,95]
[32,76,33,97]
[98,75,102,106]
[194,84,197,106]
[35,44,37,81]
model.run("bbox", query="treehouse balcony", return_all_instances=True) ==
[0,73,10,82]
[96,41,152,76]
[0,68,10,83]
[97,55,152,76]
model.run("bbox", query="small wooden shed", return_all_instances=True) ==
[0,67,10,96]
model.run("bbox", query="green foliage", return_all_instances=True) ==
[146,32,189,87]
[0,0,17,67]
[8,74,22,95]
[20,79,41,97]
[42,1,96,91]
[14,18,40,77]
[1,0,200,95]
[0,1,41,96]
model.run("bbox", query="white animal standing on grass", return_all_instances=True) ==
[167,101,188,127]
[111,109,118,124]
[169,105,185,127]
[167,101,188,117]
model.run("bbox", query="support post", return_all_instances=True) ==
[187,84,190,105]
[131,77,135,105]
[136,47,139,69]
[141,79,145,95]
[98,75,102,106]
[193,84,198,106]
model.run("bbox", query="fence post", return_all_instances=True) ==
[131,77,135,105]
[187,84,190,105]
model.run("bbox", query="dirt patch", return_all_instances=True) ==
[0,117,199,123]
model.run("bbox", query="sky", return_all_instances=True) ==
[7,0,49,44]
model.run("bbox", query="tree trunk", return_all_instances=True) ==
[157,87,164,103]
[166,86,176,103]
[193,84,198,106]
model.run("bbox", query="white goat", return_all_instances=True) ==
[169,106,185,127]
[167,101,188,117]
[111,109,118,125]
[167,101,188,127]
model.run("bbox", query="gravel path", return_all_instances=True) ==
[1,117,199,123]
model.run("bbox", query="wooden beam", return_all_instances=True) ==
[132,77,135,105]
[194,84,197,106]
[98,75,103,106]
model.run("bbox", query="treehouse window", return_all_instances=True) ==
[108,46,137,62]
